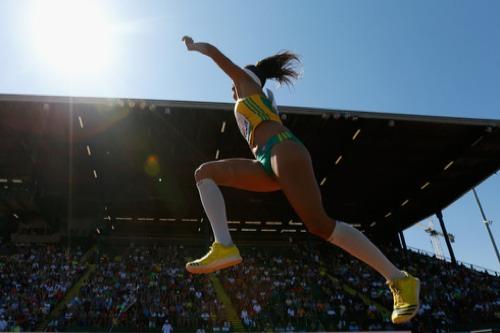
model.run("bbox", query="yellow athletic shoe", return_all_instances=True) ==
[387,271,420,324]
[186,242,242,274]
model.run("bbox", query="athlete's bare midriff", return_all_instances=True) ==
[250,120,290,156]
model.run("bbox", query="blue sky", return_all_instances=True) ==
[0,0,499,271]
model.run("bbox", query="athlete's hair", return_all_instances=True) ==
[245,51,301,88]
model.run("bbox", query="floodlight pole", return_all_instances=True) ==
[472,188,500,267]
[436,211,457,265]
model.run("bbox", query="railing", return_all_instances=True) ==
[407,246,499,276]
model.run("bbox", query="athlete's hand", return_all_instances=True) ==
[182,35,194,49]
[182,36,211,55]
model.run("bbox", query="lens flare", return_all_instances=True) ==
[144,155,160,176]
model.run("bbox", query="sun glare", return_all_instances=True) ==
[30,0,114,78]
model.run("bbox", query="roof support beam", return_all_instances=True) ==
[436,210,456,265]
[398,230,408,252]
[398,231,408,267]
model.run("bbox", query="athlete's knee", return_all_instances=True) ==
[303,215,336,239]
[194,162,214,182]
[194,161,230,184]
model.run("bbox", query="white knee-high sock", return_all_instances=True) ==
[327,221,405,281]
[196,178,233,246]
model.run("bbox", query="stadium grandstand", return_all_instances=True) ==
[0,94,499,332]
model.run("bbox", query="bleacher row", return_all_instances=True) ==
[0,241,499,332]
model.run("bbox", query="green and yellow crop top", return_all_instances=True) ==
[234,94,282,146]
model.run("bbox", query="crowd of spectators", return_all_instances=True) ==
[0,240,498,332]
[57,244,230,332]
[0,244,87,332]
[217,246,390,332]
[314,242,500,331]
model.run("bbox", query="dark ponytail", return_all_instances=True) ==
[246,51,301,87]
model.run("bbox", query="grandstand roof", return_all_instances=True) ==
[1,94,500,238]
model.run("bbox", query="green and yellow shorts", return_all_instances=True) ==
[256,131,303,177]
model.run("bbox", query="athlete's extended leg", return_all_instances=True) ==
[186,158,280,274]
[270,141,420,324]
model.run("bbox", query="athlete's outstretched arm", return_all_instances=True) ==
[182,36,260,96]
[182,36,245,82]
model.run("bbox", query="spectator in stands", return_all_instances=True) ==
[162,319,173,333]
[0,315,7,332]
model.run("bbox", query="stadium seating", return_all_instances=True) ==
[0,241,498,332]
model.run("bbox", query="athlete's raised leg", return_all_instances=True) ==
[187,158,280,274]
[270,141,420,324]
[195,158,280,192]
